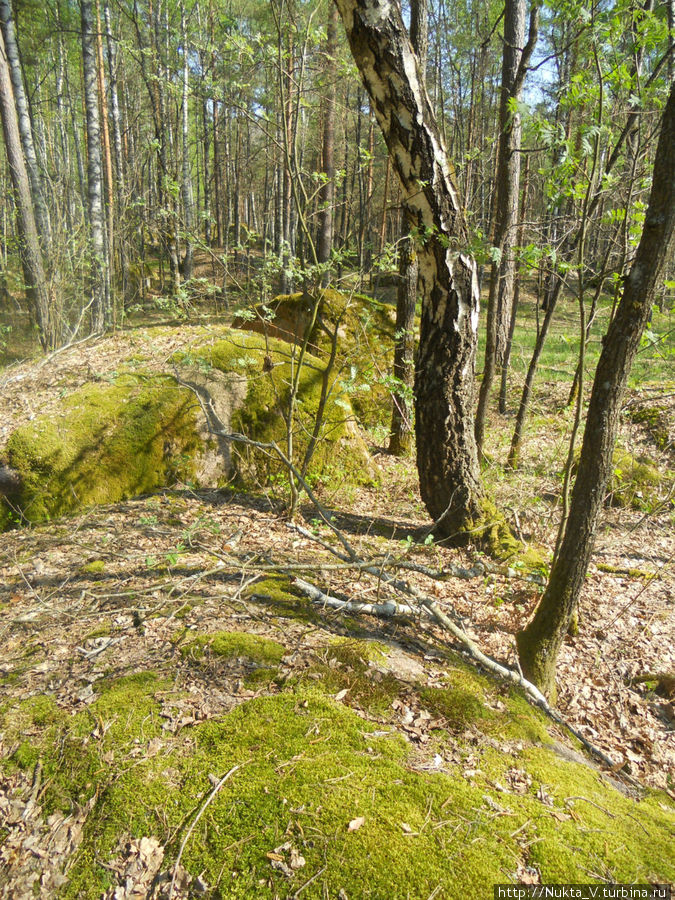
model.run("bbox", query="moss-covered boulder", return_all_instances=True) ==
[0,375,207,530]
[233,289,397,429]
[608,449,670,510]
[181,329,373,487]
[0,330,372,530]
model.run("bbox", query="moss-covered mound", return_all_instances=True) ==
[183,329,373,487]
[628,403,673,452]
[0,331,373,530]
[3,659,673,899]
[608,449,671,510]
[0,375,204,530]
[232,289,396,429]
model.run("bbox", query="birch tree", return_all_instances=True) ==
[0,0,51,248]
[81,0,110,331]
[0,24,53,348]
[334,0,488,540]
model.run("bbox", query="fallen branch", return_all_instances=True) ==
[292,576,417,619]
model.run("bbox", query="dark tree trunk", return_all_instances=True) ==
[388,236,417,455]
[388,0,427,458]
[335,0,486,540]
[516,84,675,698]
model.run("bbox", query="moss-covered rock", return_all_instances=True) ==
[628,404,672,452]
[1,330,373,530]
[233,289,397,429]
[183,329,373,487]
[607,449,670,510]
[0,375,205,530]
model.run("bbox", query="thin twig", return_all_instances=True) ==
[168,764,243,899]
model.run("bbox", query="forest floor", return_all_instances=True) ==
[0,298,674,895]
[1,320,673,782]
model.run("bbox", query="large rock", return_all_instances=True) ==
[178,329,373,487]
[233,289,397,428]
[0,330,372,530]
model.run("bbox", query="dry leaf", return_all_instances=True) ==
[347,816,365,832]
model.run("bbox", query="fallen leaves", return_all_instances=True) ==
[266,842,306,877]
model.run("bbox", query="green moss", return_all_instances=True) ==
[83,623,112,641]
[185,330,373,488]
[182,630,285,667]
[67,691,675,897]
[501,688,551,743]
[304,639,401,715]
[516,545,550,573]
[233,290,396,429]
[420,683,491,730]
[463,497,521,558]
[505,746,675,883]
[0,375,202,531]
[596,562,657,578]
[3,693,60,736]
[419,661,551,743]
[242,574,318,622]
[329,636,390,664]
[80,560,106,575]
[11,740,40,770]
[608,449,669,510]
[1,670,673,898]
[628,404,671,451]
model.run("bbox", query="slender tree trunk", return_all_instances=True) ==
[499,154,530,414]
[388,0,427,457]
[475,0,538,455]
[213,101,222,246]
[316,4,338,281]
[507,277,562,468]
[516,85,675,698]
[336,0,487,541]
[81,0,110,331]
[104,0,128,301]
[201,81,211,246]
[388,235,417,455]
[180,3,194,280]
[95,0,114,318]
[0,26,53,348]
[0,0,51,249]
